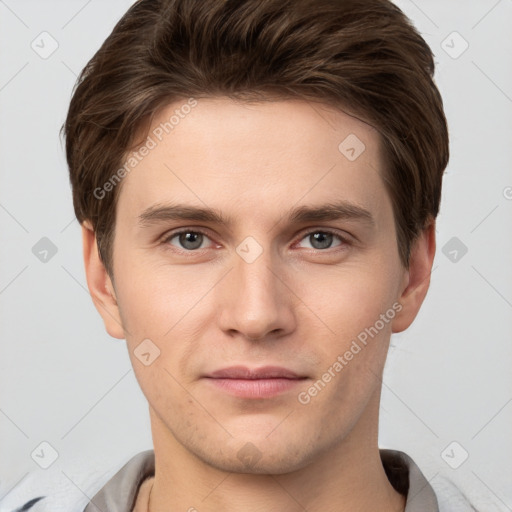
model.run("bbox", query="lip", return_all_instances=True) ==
[206,365,303,379]
[203,366,307,399]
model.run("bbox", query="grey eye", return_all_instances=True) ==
[299,231,343,250]
[168,231,207,250]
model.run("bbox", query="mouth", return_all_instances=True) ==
[203,365,308,399]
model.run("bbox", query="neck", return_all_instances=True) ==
[147,391,405,512]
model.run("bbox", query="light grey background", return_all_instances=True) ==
[0,1,511,511]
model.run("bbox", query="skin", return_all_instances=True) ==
[82,97,435,512]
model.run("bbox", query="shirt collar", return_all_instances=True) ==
[83,448,439,512]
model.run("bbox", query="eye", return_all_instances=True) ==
[161,228,350,253]
[296,229,349,250]
[162,229,214,251]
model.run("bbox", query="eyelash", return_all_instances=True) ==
[160,228,352,253]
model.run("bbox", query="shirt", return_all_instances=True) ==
[4,449,478,512]
[81,448,439,512]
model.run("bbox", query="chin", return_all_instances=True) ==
[208,452,310,475]
[193,435,318,475]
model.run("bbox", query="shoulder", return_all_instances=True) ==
[2,496,45,512]
[0,473,90,512]
[82,450,155,512]
[0,452,153,512]
[379,448,479,512]
[430,478,480,512]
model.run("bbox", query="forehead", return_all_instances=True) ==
[117,97,389,228]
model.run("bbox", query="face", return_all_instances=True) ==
[85,97,432,474]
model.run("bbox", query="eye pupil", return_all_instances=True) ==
[310,232,333,249]
[169,230,342,253]
[179,232,203,250]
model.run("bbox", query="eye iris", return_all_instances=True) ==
[179,232,203,250]
[310,232,333,249]
[174,232,336,251]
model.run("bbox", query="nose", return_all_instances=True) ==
[216,246,297,342]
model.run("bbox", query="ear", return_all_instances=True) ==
[82,220,125,339]
[391,219,436,334]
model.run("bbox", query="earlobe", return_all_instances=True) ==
[81,220,125,339]
[391,219,436,334]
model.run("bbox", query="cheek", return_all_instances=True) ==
[115,260,212,386]
[130,360,197,433]
[115,256,204,335]
[305,263,399,336]
[301,272,397,402]
[297,264,400,401]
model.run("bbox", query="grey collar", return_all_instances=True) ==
[83,448,439,512]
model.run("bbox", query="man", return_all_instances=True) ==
[51,0,473,510]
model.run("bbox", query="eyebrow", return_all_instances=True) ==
[137,201,375,229]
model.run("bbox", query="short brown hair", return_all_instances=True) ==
[62,0,449,277]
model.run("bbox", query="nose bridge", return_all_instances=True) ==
[217,238,295,340]
[237,245,278,305]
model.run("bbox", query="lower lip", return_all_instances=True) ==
[204,378,304,398]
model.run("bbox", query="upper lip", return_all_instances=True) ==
[205,366,305,379]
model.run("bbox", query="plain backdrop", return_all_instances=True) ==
[0,0,511,511]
